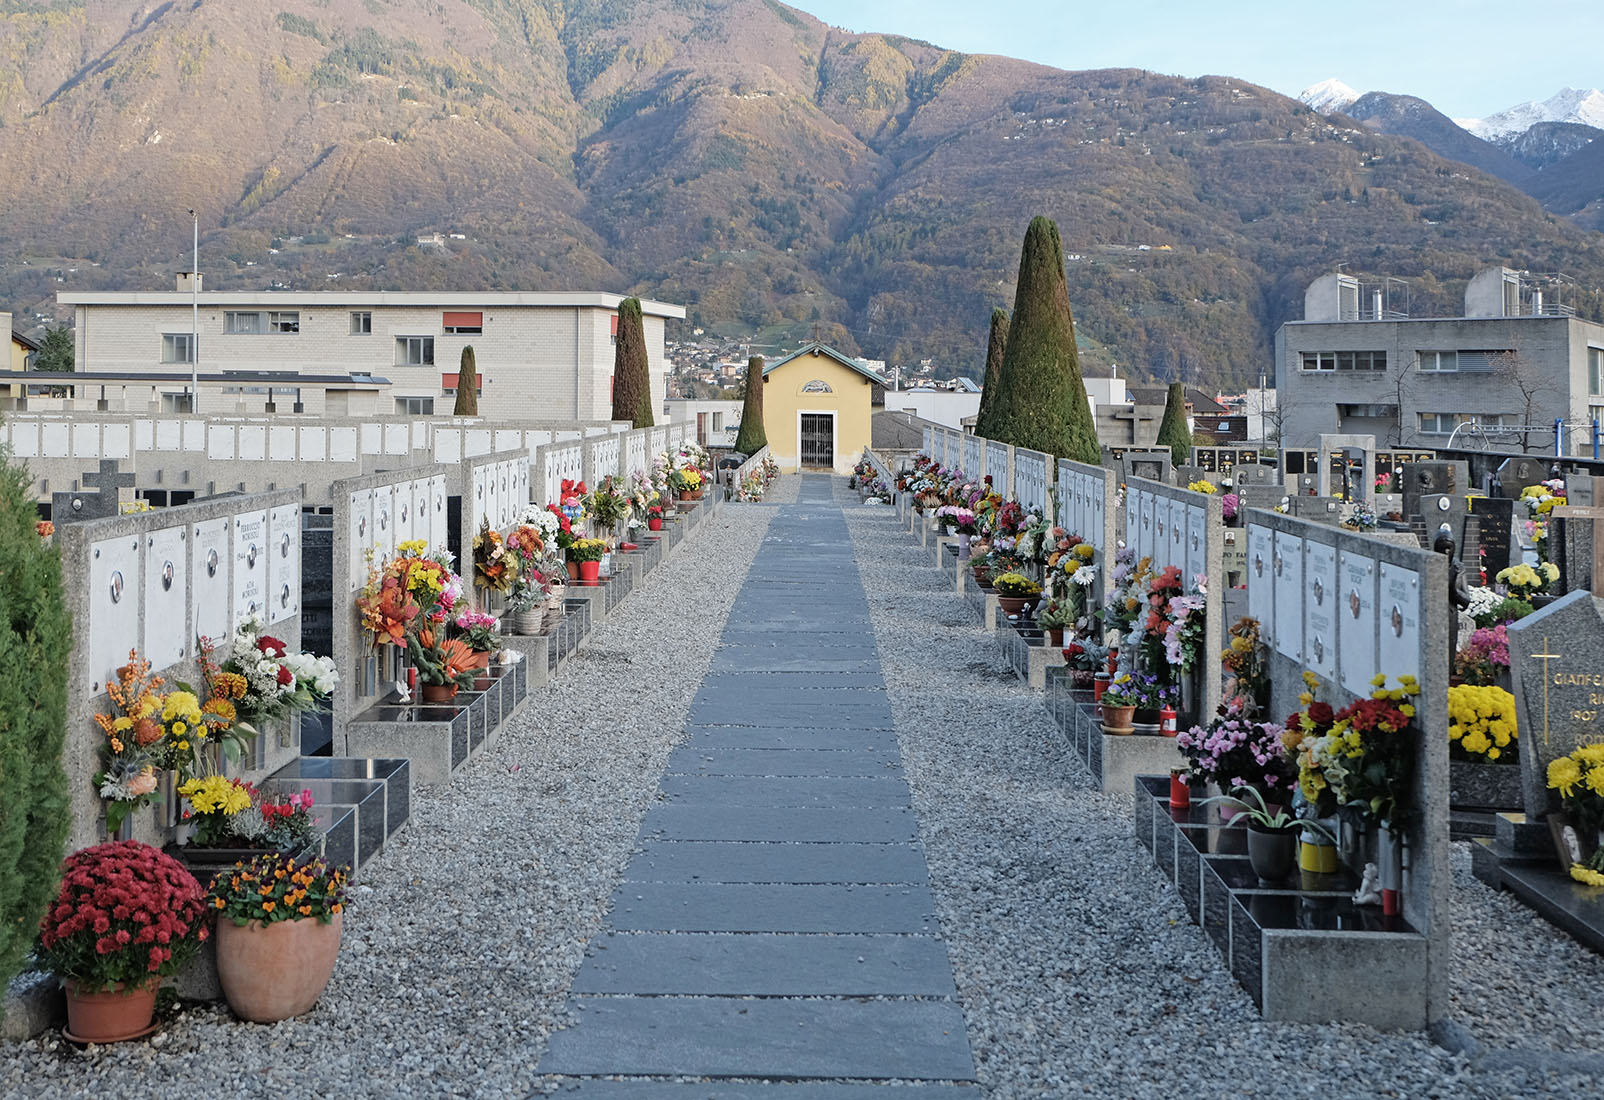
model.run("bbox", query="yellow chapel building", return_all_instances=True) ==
[761,342,881,475]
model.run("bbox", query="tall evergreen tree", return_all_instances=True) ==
[33,325,73,373]
[0,450,71,990]
[733,355,768,454]
[1155,381,1193,468]
[973,308,1008,438]
[453,345,479,416]
[612,297,654,428]
[987,217,1100,463]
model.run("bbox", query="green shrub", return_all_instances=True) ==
[973,307,1007,438]
[733,355,768,453]
[0,447,72,988]
[1155,381,1192,467]
[611,298,654,428]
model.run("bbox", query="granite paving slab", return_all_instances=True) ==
[657,775,913,808]
[572,932,957,997]
[689,686,890,707]
[622,841,929,885]
[540,997,974,1080]
[550,1080,981,1098]
[684,704,895,729]
[640,805,920,843]
[708,652,883,673]
[703,671,888,689]
[675,726,901,751]
[665,748,904,777]
[607,883,940,934]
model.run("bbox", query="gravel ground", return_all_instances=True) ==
[0,487,787,1100]
[839,483,1604,1099]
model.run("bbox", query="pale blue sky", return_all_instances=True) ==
[789,0,1600,120]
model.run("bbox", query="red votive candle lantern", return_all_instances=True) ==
[1169,769,1191,809]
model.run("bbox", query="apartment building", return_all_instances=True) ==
[58,285,685,419]
[1274,268,1604,453]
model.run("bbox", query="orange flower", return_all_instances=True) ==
[134,718,163,746]
[261,900,275,913]
[298,905,312,916]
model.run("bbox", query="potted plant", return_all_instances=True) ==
[568,537,607,582]
[1176,696,1296,806]
[36,841,209,1043]
[647,502,664,532]
[208,853,350,1023]
[171,776,319,887]
[1496,562,1559,603]
[992,572,1042,620]
[1126,673,1178,728]
[1035,596,1070,647]
[503,525,549,635]
[405,626,476,703]
[453,609,501,673]
[1201,787,1338,883]
[1548,744,1604,884]
[1098,674,1140,734]
[587,477,632,540]
[668,466,704,501]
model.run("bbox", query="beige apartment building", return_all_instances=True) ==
[58,287,684,419]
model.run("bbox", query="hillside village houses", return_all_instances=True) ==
[1276,266,1604,453]
[40,284,684,419]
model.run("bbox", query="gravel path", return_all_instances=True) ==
[839,482,1604,1099]
[1,486,789,1100]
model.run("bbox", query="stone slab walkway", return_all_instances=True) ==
[540,475,977,1094]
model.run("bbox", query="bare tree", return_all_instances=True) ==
[1490,351,1561,454]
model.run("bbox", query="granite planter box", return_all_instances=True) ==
[1449,761,1523,811]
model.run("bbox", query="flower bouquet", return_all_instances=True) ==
[1294,674,1420,828]
[472,521,517,595]
[1497,562,1558,600]
[587,476,633,533]
[453,608,501,654]
[1177,696,1296,796]
[178,775,318,852]
[405,625,476,700]
[1548,744,1604,884]
[37,841,209,1041]
[1448,684,1518,764]
[205,614,338,742]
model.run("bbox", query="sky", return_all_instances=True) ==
[788,0,1601,120]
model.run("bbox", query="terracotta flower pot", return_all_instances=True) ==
[578,560,600,582]
[63,978,159,1043]
[997,595,1027,619]
[1100,704,1135,734]
[1045,626,1064,647]
[566,560,580,581]
[215,913,343,1023]
[420,682,457,704]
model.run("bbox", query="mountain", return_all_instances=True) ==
[1342,91,1533,186]
[2,1,1603,390]
[1298,78,1360,114]
[1456,88,1604,141]
[1503,121,1604,171]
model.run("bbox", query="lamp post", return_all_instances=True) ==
[188,209,199,413]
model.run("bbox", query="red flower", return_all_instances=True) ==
[257,635,287,657]
[276,665,294,686]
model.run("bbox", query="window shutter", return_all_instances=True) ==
[442,311,482,328]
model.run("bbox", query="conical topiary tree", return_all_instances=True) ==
[986,217,1100,463]
[612,297,655,428]
[0,451,72,990]
[453,346,479,416]
[1155,381,1193,468]
[973,308,1007,437]
[733,355,768,454]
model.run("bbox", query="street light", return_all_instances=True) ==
[188,209,198,414]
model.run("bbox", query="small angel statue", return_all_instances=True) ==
[1353,863,1382,906]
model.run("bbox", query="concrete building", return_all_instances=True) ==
[1275,268,1604,453]
[664,399,745,449]
[56,287,685,420]
[881,388,980,431]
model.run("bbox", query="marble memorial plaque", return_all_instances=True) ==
[233,510,269,626]
[347,489,374,593]
[1339,551,1379,695]
[1273,533,1304,661]
[1221,528,1247,583]
[373,485,396,565]
[430,475,450,550]
[268,503,300,624]
[1168,497,1186,573]
[1125,489,1140,555]
[89,535,142,695]
[393,480,416,547]
[1248,525,1274,639]
[1140,492,1156,562]
[1186,504,1206,583]
[1377,563,1422,686]
[191,518,230,648]
[142,526,188,668]
[1304,541,1338,682]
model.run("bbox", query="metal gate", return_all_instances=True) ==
[800,413,834,467]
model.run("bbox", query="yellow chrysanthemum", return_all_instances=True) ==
[1549,756,1584,798]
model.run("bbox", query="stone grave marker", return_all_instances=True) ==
[1508,592,1604,815]
[1230,463,1275,488]
[52,458,136,523]
[1493,455,1548,499]
[1400,462,1464,527]
[1553,490,1604,596]
[1238,484,1284,514]
[1470,497,1516,578]
[1290,495,1345,524]
[1121,451,1172,487]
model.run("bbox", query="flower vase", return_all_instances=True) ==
[508,607,543,635]
[1168,770,1192,809]
[63,977,160,1044]
[1045,626,1064,647]
[1377,822,1404,916]
[566,560,580,581]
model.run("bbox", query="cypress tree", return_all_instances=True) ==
[0,449,72,989]
[612,297,655,428]
[733,355,768,454]
[987,217,1100,463]
[453,346,479,416]
[973,308,1007,438]
[1155,381,1193,468]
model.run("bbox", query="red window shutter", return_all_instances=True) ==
[441,373,459,389]
[610,315,619,336]
[443,311,482,328]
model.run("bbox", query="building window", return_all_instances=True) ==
[160,392,194,413]
[396,336,434,366]
[161,333,196,363]
[351,311,372,335]
[224,311,299,334]
[396,396,435,415]
[1418,412,1457,434]
[712,412,723,433]
[1300,351,1386,372]
[1591,348,1604,397]
[442,311,482,334]
[1417,351,1456,372]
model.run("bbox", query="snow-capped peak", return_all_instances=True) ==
[1299,78,1362,113]
[1457,88,1604,141]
